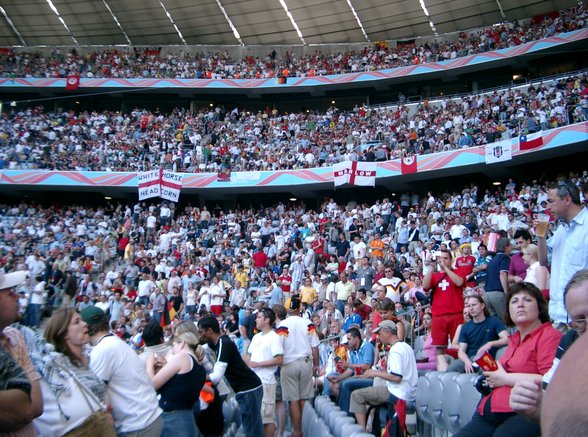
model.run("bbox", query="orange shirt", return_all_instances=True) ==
[370,239,384,258]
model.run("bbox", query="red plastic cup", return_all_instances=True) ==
[474,351,498,371]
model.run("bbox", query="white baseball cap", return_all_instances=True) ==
[0,270,28,291]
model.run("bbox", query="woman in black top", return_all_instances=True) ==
[147,332,206,437]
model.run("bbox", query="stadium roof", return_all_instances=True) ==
[0,0,579,47]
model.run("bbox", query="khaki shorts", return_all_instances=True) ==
[281,357,314,401]
[261,383,276,424]
[349,385,391,415]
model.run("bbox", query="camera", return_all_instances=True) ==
[474,375,493,396]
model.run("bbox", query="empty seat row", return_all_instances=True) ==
[416,371,481,434]
[312,396,374,437]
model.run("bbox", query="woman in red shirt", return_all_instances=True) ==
[454,282,561,436]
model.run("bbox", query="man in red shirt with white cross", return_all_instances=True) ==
[423,249,466,356]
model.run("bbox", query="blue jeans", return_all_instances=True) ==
[235,385,264,437]
[453,403,541,437]
[162,410,198,437]
[29,304,42,328]
[338,377,373,414]
[322,372,339,397]
[336,299,346,315]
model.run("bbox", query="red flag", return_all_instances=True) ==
[401,156,417,174]
[519,132,543,151]
[65,75,80,90]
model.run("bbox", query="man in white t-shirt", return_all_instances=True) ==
[351,235,367,260]
[245,308,284,437]
[137,273,155,306]
[349,320,418,433]
[275,299,320,437]
[81,306,163,436]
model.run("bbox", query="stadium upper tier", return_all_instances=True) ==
[1,72,586,175]
[1,6,585,81]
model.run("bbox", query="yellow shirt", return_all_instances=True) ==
[299,286,318,304]
[235,271,249,288]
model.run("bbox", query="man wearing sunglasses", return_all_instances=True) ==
[538,180,588,325]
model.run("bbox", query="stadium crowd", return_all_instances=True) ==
[0,5,585,80]
[1,167,587,435]
[1,71,587,173]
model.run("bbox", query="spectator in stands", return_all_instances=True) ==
[372,298,406,341]
[0,348,37,433]
[415,312,437,371]
[454,282,561,437]
[472,244,491,286]
[81,306,164,436]
[138,320,171,364]
[197,315,264,437]
[273,300,319,437]
[244,307,283,437]
[328,327,375,412]
[0,269,42,435]
[510,269,588,423]
[541,325,588,437]
[351,320,418,434]
[448,295,509,373]
[484,237,512,317]
[520,244,550,294]
[423,249,466,357]
[508,230,532,285]
[538,180,588,325]
[146,331,206,437]
[455,243,476,288]
[373,265,408,304]
[38,308,115,436]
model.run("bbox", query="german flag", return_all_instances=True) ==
[276,326,289,336]
[307,324,317,335]
[160,298,178,329]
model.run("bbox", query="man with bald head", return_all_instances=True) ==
[509,269,588,426]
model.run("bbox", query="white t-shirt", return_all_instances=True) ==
[137,279,155,297]
[386,341,418,401]
[32,281,45,305]
[247,330,284,384]
[278,315,320,365]
[89,335,161,433]
[209,284,225,306]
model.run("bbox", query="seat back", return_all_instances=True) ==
[441,373,463,434]
[333,416,356,437]
[316,397,337,418]
[429,371,453,430]
[415,374,432,424]
[310,418,334,437]
[341,423,364,437]
[303,401,319,436]
[457,373,482,429]
[321,403,341,422]
[328,410,349,431]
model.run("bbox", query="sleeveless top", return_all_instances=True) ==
[158,355,206,411]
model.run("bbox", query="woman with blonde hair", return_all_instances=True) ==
[521,244,550,294]
[146,331,206,437]
[172,321,228,435]
[37,308,115,436]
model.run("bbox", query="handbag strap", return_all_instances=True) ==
[55,359,105,412]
